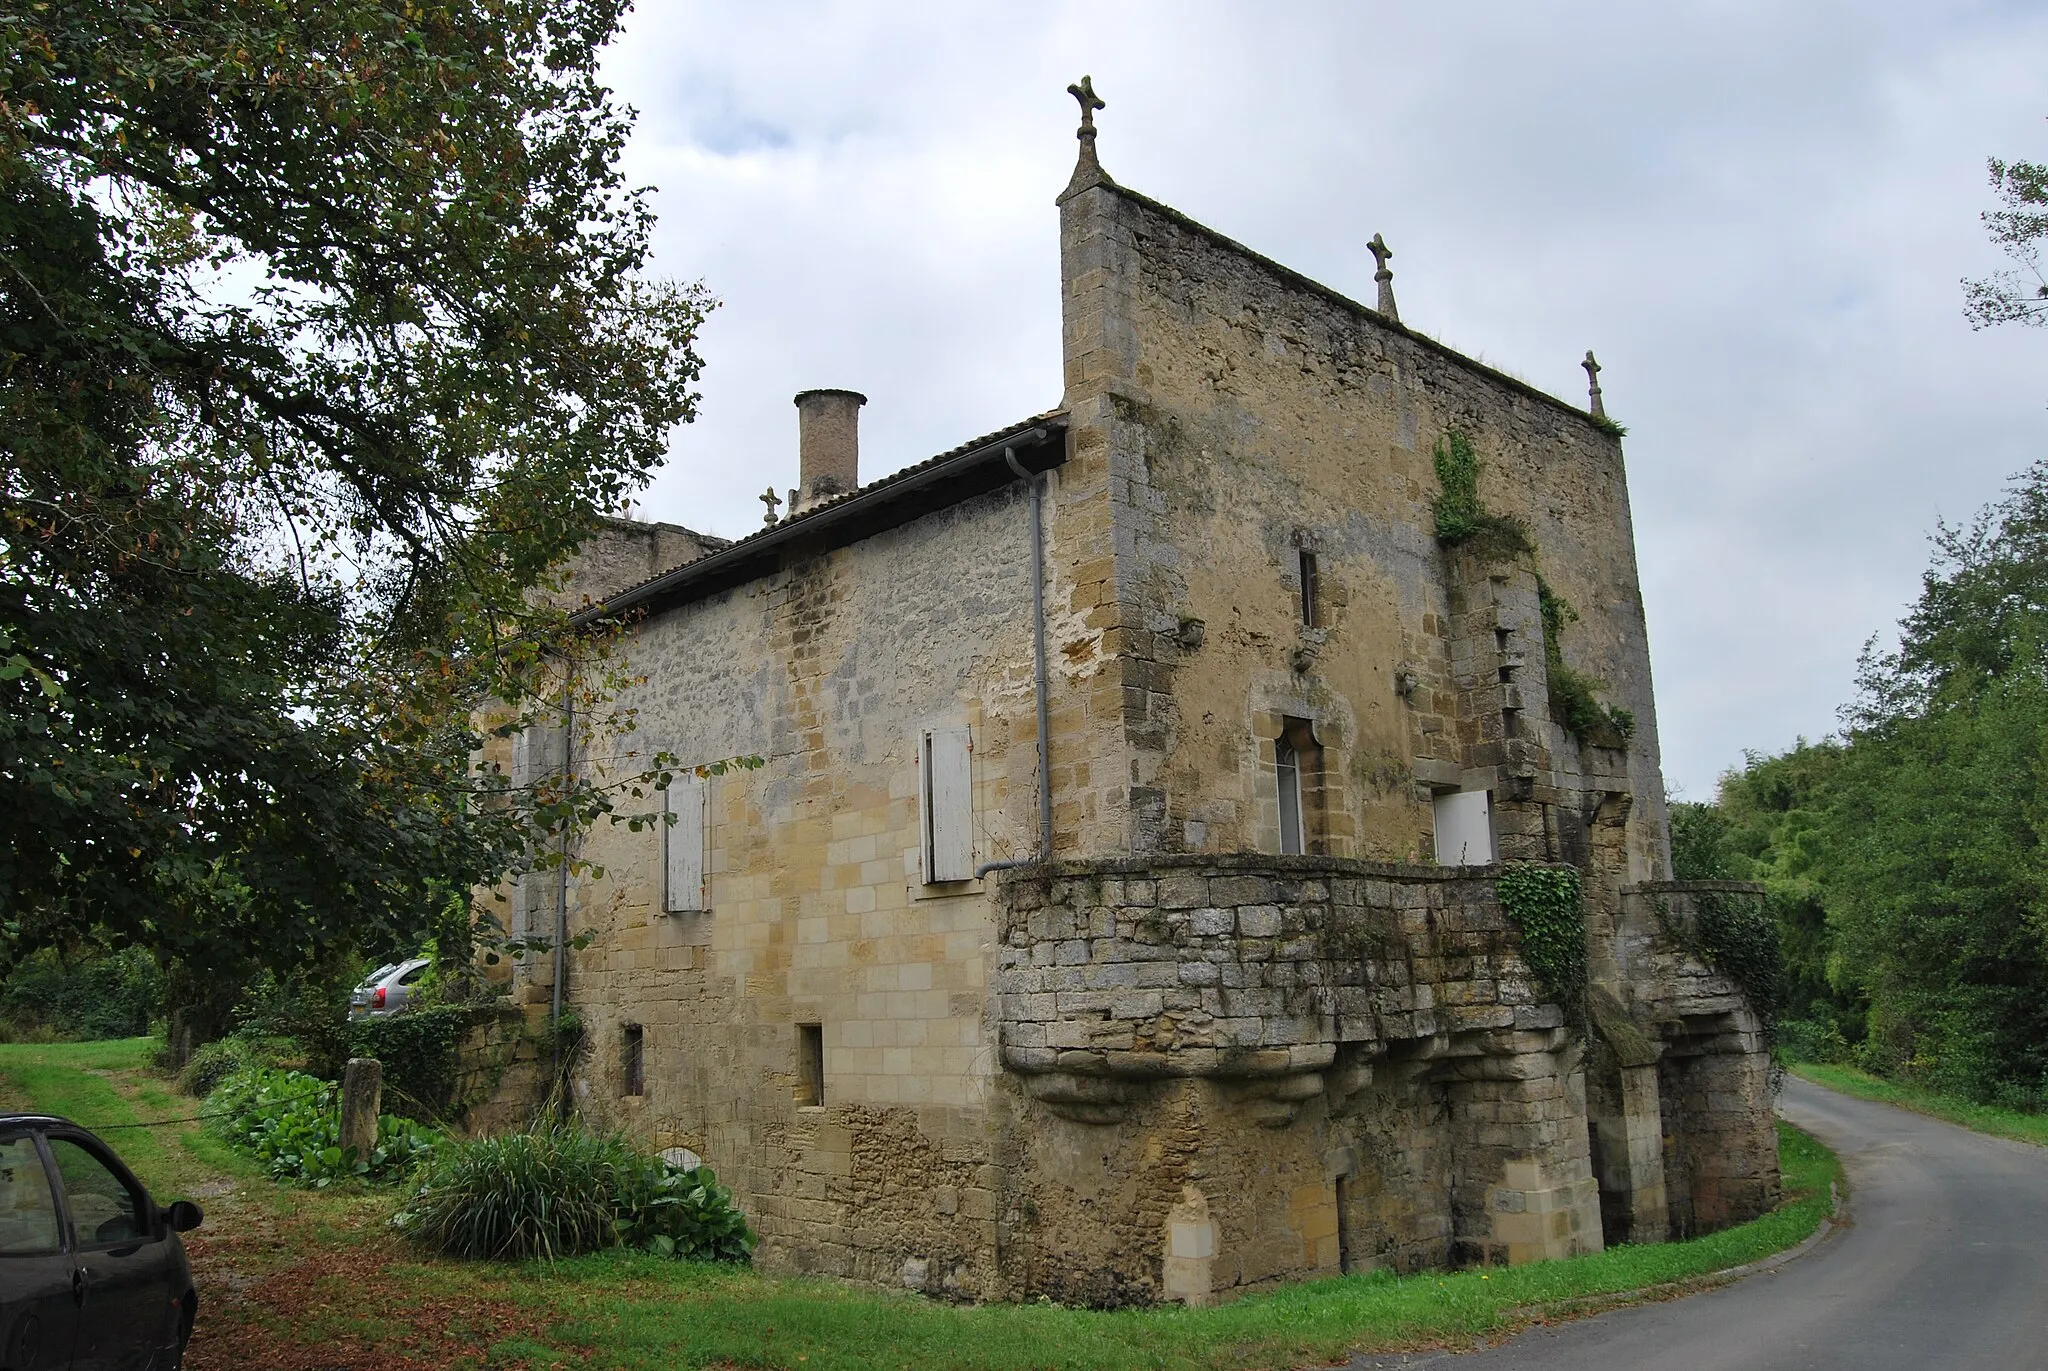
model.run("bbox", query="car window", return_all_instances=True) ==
[47,1138,149,1247]
[0,1135,61,1255]
[397,962,429,986]
[357,963,397,991]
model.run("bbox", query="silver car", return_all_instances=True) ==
[348,957,430,1020]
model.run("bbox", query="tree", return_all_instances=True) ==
[0,1,709,979]
[1964,151,2048,331]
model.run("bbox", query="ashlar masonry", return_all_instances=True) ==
[489,82,1779,1307]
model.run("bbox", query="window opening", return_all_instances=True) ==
[622,1024,645,1097]
[1276,737,1304,856]
[46,1137,147,1247]
[797,1024,825,1106]
[0,1135,60,1255]
[1298,551,1320,627]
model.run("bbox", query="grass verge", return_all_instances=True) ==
[403,1121,1837,1370]
[0,1038,1842,1371]
[1787,1060,2048,1149]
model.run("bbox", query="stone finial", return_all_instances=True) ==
[759,485,782,525]
[1369,232,1399,322]
[1582,350,1606,419]
[1060,75,1112,201]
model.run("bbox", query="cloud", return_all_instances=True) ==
[600,0,2048,796]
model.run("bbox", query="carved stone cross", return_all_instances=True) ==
[760,485,783,525]
[1369,232,1399,322]
[1068,75,1105,132]
[1582,350,1606,420]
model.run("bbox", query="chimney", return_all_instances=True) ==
[793,389,866,513]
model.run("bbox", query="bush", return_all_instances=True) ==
[1,947,162,1040]
[347,1004,486,1124]
[394,1122,754,1263]
[1777,1018,1850,1065]
[175,1034,299,1096]
[209,1065,437,1187]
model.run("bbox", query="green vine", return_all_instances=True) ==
[1496,862,1587,1016]
[1536,577,1636,745]
[1431,431,1532,559]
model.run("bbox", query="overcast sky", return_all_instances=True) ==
[598,1,2047,799]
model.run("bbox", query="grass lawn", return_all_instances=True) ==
[1787,1060,2048,1149]
[0,1038,1842,1371]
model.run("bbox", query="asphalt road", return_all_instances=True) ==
[1342,1076,2048,1371]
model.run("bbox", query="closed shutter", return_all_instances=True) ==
[920,727,974,883]
[664,776,708,912]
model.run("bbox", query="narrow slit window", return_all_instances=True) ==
[1298,551,1319,627]
[1276,736,1304,856]
[797,1023,825,1106]
[622,1024,645,1097]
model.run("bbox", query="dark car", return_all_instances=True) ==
[0,1112,203,1370]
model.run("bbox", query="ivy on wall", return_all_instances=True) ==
[1497,862,1587,1015]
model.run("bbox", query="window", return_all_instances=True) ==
[664,775,708,912]
[0,1135,60,1255]
[1275,717,1322,856]
[1276,736,1305,856]
[47,1137,147,1247]
[919,727,973,883]
[622,1025,645,1097]
[796,1024,825,1107]
[1432,790,1496,865]
[1298,550,1320,627]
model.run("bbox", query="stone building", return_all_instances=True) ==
[496,83,1778,1306]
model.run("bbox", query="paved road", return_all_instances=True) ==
[1343,1077,2048,1371]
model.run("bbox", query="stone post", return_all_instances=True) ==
[339,1057,382,1159]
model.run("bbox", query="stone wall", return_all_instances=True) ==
[992,855,1602,1304]
[1054,175,1672,882]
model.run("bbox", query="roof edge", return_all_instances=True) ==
[577,414,1068,627]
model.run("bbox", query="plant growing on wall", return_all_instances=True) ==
[1430,432,1533,558]
[1657,890,1784,1050]
[1496,862,1587,1015]
[1429,430,1634,746]
[1536,579,1637,744]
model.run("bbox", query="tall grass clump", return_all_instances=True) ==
[393,1122,753,1263]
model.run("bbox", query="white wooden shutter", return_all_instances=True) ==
[664,777,708,912]
[920,727,974,882]
[1432,790,1495,865]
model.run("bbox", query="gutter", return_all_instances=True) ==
[977,447,1055,881]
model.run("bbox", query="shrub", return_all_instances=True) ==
[209,1065,437,1187]
[394,1122,754,1263]
[1,946,162,1040]
[1778,1018,1850,1065]
[346,1003,485,1124]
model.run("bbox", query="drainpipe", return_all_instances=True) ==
[550,681,572,1086]
[976,448,1054,880]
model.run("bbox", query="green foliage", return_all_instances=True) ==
[1430,431,1532,558]
[1689,462,2048,1106]
[393,1121,754,1263]
[346,1004,489,1124]
[0,946,161,1040]
[1588,413,1630,439]
[1536,579,1635,744]
[175,1034,295,1097]
[1964,154,2048,330]
[1496,863,1586,1013]
[209,1064,437,1187]
[1667,890,1784,1044]
[0,0,711,984]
